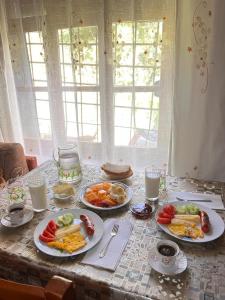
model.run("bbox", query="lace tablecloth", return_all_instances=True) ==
[0,160,225,300]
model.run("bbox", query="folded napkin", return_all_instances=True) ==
[165,191,224,210]
[81,218,133,271]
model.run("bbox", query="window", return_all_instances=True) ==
[112,21,162,148]
[58,27,101,142]
[12,0,175,165]
[25,32,52,139]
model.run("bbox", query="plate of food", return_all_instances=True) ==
[34,208,103,257]
[80,181,133,210]
[156,202,224,243]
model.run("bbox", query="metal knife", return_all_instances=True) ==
[176,197,212,203]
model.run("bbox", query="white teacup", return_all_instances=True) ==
[156,240,179,268]
[4,202,24,225]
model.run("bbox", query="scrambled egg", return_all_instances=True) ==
[48,231,86,253]
[167,224,204,239]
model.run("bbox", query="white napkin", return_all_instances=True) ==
[81,218,133,271]
[165,191,224,210]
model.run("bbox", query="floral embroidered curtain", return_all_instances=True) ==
[170,0,225,181]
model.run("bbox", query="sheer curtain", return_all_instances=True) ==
[170,0,225,181]
[0,0,175,169]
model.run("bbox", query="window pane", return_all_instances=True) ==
[63,91,75,102]
[115,107,131,127]
[135,45,158,67]
[135,68,154,86]
[82,45,97,64]
[32,63,47,81]
[114,45,133,66]
[136,21,162,44]
[38,119,51,138]
[36,101,50,119]
[135,109,150,130]
[113,23,133,43]
[35,92,48,100]
[29,32,43,43]
[63,64,73,83]
[135,92,152,109]
[30,44,45,62]
[114,67,133,86]
[114,93,132,107]
[67,122,77,137]
[82,105,97,124]
[80,92,98,104]
[150,110,159,130]
[66,103,76,122]
[80,66,97,85]
[115,127,131,146]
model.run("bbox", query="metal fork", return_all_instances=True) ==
[99,224,119,258]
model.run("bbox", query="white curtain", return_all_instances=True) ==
[0,0,23,144]
[0,0,175,168]
[170,0,225,181]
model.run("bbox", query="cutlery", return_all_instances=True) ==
[176,197,212,203]
[99,224,119,258]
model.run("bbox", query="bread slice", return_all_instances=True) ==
[101,162,131,176]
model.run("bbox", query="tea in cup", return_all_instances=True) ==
[156,240,179,268]
[4,202,24,225]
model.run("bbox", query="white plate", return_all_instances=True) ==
[79,181,133,211]
[149,249,187,275]
[1,208,34,228]
[156,202,225,243]
[34,208,104,257]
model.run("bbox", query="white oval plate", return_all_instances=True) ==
[156,202,225,243]
[34,208,103,257]
[79,181,133,211]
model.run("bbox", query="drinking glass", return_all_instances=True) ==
[28,174,48,212]
[145,167,161,202]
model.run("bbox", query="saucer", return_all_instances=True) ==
[149,249,187,275]
[1,208,34,228]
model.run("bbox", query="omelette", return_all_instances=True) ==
[167,224,204,239]
[48,231,87,253]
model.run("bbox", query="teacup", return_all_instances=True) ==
[156,240,179,268]
[4,202,25,225]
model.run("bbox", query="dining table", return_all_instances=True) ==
[0,160,225,300]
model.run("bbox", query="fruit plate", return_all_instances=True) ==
[79,181,133,211]
[156,202,225,243]
[34,208,103,257]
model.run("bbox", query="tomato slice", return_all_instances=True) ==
[157,217,171,224]
[46,224,55,235]
[43,229,55,239]
[163,204,175,216]
[39,234,55,243]
[48,220,57,232]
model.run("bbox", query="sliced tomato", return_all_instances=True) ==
[163,204,176,216]
[48,220,57,232]
[39,234,55,243]
[46,224,55,235]
[43,229,55,239]
[158,211,172,219]
[157,217,171,224]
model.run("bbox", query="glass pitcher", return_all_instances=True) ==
[53,144,82,184]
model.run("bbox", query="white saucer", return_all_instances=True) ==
[1,208,34,228]
[149,250,187,275]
